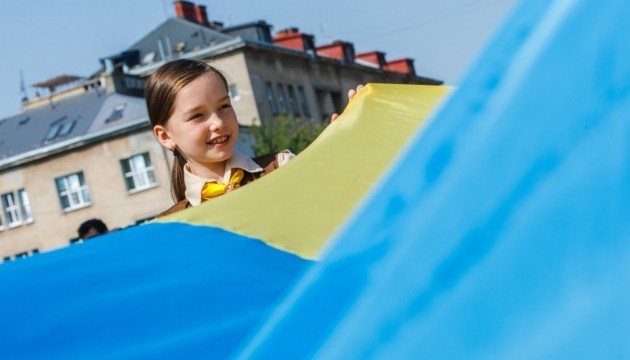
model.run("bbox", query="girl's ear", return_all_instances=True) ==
[153,125,175,150]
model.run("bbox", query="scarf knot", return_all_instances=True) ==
[200,168,245,201]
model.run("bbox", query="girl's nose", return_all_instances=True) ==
[208,116,224,132]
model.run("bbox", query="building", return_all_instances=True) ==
[0,1,441,262]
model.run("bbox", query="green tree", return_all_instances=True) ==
[250,115,327,156]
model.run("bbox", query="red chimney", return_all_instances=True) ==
[316,41,355,63]
[273,28,315,52]
[174,1,196,22]
[194,4,209,26]
[386,58,416,76]
[356,51,387,69]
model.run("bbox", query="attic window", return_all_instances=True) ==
[106,104,126,123]
[58,120,76,137]
[44,124,62,141]
[18,117,30,126]
[43,115,76,142]
[105,103,127,124]
[105,103,127,123]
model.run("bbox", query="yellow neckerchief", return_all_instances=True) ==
[200,168,245,201]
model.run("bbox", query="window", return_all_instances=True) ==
[43,115,75,142]
[44,124,62,141]
[18,116,30,126]
[266,82,278,115]
[287,85,300,116]
[55,172,91,211]
[120,153,157,192]
[18,189,33,223]
[106,104,126,123]
[276,84,288,114]
[57,120,76,137]
[1,189,33,228]
[297,86,311,117]
[229,84,240,100]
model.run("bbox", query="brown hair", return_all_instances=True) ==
[145,59,229,202]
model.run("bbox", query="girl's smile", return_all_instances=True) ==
[207,135,230,146]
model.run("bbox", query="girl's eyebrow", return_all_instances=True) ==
[183,105,204,116]
[215,95,230,104]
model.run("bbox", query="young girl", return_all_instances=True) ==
[146,59,294,216]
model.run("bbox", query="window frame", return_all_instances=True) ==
[55,172,92,212]
[0,189,33,228]
[276,83,288,114]
[120,152,157,193]
[265,82,279,115]
[297,86,311,118]
[287,85,301,117]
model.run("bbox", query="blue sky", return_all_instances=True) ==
[0,0,519,119]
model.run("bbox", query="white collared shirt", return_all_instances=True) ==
[183,150,294,206]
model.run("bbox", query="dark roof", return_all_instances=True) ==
[126,17,235,67]
[0,90,148,167]
[32,75,83,89]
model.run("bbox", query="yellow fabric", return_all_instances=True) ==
[160,84,450,259]
[200,168,245,200]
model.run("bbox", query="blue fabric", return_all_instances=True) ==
[238,0,630,358]
[0,223,310,359]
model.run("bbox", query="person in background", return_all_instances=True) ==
[77,218,109,240]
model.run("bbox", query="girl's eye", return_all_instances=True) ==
[218,103,232,111]
[189,113,204,121]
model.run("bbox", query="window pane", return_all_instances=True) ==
[120,159,131,173]
[44,125,61,140]
[266,82,278,115]
[1,193,20,225]
[287,85,300,116]
[70,192,80,205]
[142,153,152,166]
[125,176,136,191]
[18,189,32,221]
[298,86,311,117]
[58,120,76,137]
[60,193,70,209]
[55,177,67,193]
[276,84,288,114]
[147,169,156,184]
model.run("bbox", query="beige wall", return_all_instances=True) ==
[0,128,173,260]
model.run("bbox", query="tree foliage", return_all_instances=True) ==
[250,115,327,156]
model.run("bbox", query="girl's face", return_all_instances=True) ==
[154,73,239,179]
